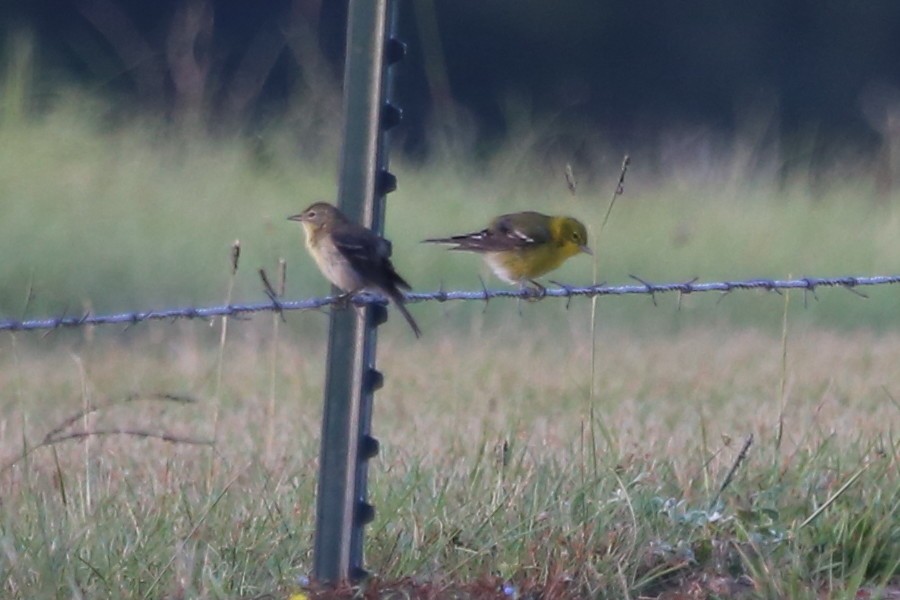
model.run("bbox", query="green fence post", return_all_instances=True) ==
[312,0,403,584]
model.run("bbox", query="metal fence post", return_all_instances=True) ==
[312,0,403,584]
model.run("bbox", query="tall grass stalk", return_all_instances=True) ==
[776,281,791,453]
[207,240,241,489]
[265,257,287,463]
[587,155,630,476]
[797,462,871,530]
[71,354,92,512]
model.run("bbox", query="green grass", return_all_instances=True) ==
[1,85,899,598]
[1,324,898,598]
[2,97,900,332]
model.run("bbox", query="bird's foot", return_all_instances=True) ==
[333,290,357,310]
[523,280,547,302]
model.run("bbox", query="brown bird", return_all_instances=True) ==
[289,201,421,337]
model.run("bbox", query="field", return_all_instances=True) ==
[1,100,899,598]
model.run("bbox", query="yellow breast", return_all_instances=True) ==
[484,243,578,284]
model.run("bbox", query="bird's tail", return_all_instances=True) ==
[421,235,458,245]
[422,232,487,252]
[386,288,422,338]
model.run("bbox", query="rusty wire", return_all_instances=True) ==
[1,273,899,333]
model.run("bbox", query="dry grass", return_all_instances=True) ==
[4,323,895,476]
[1,318,898,598]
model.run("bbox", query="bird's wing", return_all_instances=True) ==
[331,226,411,291]
[490,212,552,246]
[424,212,550,252]
[331,226,387,263]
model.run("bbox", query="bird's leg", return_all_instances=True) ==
[333,288,360,310]
[524,279,547,301]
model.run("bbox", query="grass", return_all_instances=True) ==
[2,97,900,332]
[1,323,898,598]
[1,77,899,597]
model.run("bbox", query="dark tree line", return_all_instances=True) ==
[4,0,900,161]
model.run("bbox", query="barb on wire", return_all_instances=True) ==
[1,274,900,333]
[477,274,491,313]
[259,268,286,322]
[676,277,700,310]
[435,280,448,303]
[629,274,659,306]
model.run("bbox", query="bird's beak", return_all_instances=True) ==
[287,213,304,222]
[580,245,593,255]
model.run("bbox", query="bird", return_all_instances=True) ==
[423,211,592,292]
[288,201,421,337]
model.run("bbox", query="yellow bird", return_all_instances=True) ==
[289,201,421,337]
[424,211,592,291]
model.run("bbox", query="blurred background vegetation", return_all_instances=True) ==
[2,0,900,330]
[6,1,900,159]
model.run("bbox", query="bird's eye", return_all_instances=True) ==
[307,211,317,219]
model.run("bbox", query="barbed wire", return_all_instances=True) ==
[1,273,899,333]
